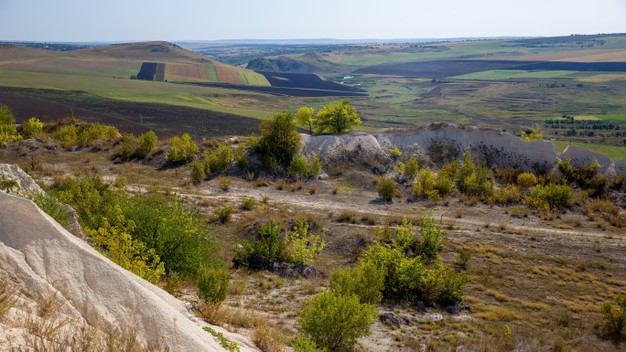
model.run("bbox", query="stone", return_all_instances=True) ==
[379,311,402,328]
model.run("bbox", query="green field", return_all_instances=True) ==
[552,140,626,161]
[453,69,582,81]
[572,115,626,121]
[0,69,293,119]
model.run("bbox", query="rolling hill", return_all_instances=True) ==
[0,41,270,86]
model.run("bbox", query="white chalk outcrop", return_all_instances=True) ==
[301,123,626,174]
[0,166,258,351]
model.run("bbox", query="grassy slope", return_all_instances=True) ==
[552,140,626,161]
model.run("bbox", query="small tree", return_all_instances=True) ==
[296,107,315,134]
[137,130,158,157]
[21,117,44,138]
[377,176,398,202]
[298,290,377,352]
[197,267,230,305]
[313,100,361,135]
[255,112,302,169]
[602,295,626,343]
[404,157,419,179]
[192,160,206,184]
[168,133,198,165]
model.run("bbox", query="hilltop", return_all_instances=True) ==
[0,41,269,85]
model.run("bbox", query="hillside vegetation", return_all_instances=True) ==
[1,106,625,351]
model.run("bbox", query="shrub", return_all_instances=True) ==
[558,158,606,195]
[218,177,232,191]
[0,105,20,146]
[21,117,44,138]
[493,185,522,205]
[85,207,165,284]
[404,157,419,179]
[329,261,384,305]
[240,197,257,211]
[167,133,198,164]
[31,194,72,229]
[377,176,398,202]
[464,164,494,197]
[419,212,443,261]
[361,214,467,305]
[289,155,310,178]
[292,336,327,352]
[235,220,286,266]
[235,147,249,170]
[287,218,325,266]
[52,177,221,279]
[214,206,234,224]
[412,169,436,199]
[601,295,626,343]
[206,144,233,174]
[389,145,402,158]
[255,112,301,169]
[434,173,454,197]
[525,183,572,211]
[192,160,206,184]
[516,172,538,188]
[309,154,323,178]
[118,134,139,161]
[197,267,230,305]
[136,130,158,157]
[312,99,362,135]
[298,290,377,352]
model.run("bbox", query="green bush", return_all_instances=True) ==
[329,261,384,305]
[205,144,233,174]
[404,157,419,179]
[235,220,286,266]
[389,145,402,158]
[0,105,21,146]
[197,267,230,305]
[234,147,249,170]
[558,158,606,195]
[298,290,376,352]
[464,164,494,197]
[309,154,323,178]
[493,185,522,205]
[516,172,537,188]
[218,177,232,191]
[54,122,120,148]
[289,155,310,178]
[419,212,443,261]
[51,177,221,281]
[136,130,158,157]
[118,134,139,161]
[255,112,301,169]
[21,117,44,138]
[192,160,206,184]
[287,218,325,266]
[377,176,398,202]
[361,214,467,305]
[602,295,626,343]
[214,206,234,224]
[525,183,572,211]
[240,197,257,211]
[312,99,362,135]
[31,194,72,229]
[292,336,327,352]
[168,133,198,165]
[412,169,436,199]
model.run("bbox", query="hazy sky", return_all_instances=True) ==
[1,0,625,41]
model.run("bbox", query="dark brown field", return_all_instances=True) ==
[0,88,260,138]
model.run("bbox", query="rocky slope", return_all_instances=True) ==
[0,164,258,351]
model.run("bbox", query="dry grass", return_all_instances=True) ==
[252,325,286,352]
[196,303,263,329]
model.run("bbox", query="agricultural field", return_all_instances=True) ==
[2,34,626,159]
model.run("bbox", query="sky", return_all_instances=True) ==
[0,0,625,42]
